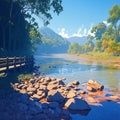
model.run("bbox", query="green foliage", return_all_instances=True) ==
[0,0,63,56]
[29,27,42,51]
[68,42,80,54]
[0,73,6,77]
[17,0,63,26]
[107,4,120,26]
[86,4,120,55]
[107,4,120,42]
[68,42,93,54]
[68,4,120,56]
[91,22,106,40]
[18,74,33,81]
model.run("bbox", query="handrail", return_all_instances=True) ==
[0,56,34,73]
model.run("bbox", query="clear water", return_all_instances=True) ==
[35,54,120,90]
[34,54,120,120]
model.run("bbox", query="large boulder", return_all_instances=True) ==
[47,90,64,103]
[87,80,104,91]
[65,98,90,111]
[67,90,76,98]
[85,96,97,103]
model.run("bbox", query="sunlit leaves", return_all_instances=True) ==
[29,27,42,45]
[17,0,63,25]
[91,22,106,40]
[107,4,120,26]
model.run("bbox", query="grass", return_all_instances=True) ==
[77,52,120,60]
[0,73,6,77]
[18,74,33,81]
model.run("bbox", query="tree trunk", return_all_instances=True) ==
[2,26,6,50]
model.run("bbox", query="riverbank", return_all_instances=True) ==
[1,74,120,120]
[67,53,120,69]
[1,72,120,120]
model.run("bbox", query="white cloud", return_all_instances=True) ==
[103,20,110,26]
[88,27,95,37]
[72,26,88,37]
[58,28,69,38]
[58,25,95,38]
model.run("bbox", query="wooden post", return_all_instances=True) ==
[23,56,27,69]
[14,56,16,69]
[6,57,9,72]
[19,56,22,67]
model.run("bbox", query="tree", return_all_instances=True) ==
[107,4,120,42]
[91,22,106,40]
[0,0,63,56]
[13,0,63,26]
[68,42,80,54]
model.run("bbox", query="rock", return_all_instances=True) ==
[27,87,36,93]
[45,77,51,82]
[29,79,35,84]
[67,90,76,98]
[87,86,96,92]
[41,103,49,109]
[109,95,120,101]
[79,90,86,94]
[49,102,59,109]
[62,77,66,81]
[17,84,24,89]
[85,96,97,103]
[47,90,64,103]
[50,77,56,81]
[47,84,58,90]
[27,92,34,96]
[57,79,65,86]
[87,80,104,91]
[96,97,108,102]
[65,98,90,111]
[36,90,44,96]
[34,83,40,89]
[40,85,47,90]
[55,107,62,114]
[14,83,19,86]
[31,94,42,101]
[61,109,71,120]
[22,85,28,89]
[67,81,79,88]
[34,101,42,108]
[19,89,27,94]
[72,80,80,85]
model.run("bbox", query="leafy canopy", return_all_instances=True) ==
[15,0,63,26]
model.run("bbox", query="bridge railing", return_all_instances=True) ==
[0,56,34,73]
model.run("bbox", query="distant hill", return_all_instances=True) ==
[67,36,87,45]
[35,27,70,54]
[39,27,63,40]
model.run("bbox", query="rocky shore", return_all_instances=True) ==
[0,74,120,120]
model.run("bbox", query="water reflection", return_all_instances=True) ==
[35,54,120,120]
[34,54,120,91]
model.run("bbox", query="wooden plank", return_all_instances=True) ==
[0,56,34,73]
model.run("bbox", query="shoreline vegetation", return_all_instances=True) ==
[0,55,120,119]
[10,74,120,119]
[68,53,120,69]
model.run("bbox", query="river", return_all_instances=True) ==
[34,53,120,120]
[35,54,120,90]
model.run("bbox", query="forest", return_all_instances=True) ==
[0,0,63,57]
[68,4,120,56]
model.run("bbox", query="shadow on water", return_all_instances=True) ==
[0,68,33,89]
[69,109,91,116]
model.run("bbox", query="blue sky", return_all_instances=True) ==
[39,0,120,38]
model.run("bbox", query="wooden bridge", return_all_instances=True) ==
[0,56,34,73]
